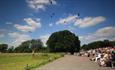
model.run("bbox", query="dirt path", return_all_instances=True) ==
[35,55,114,70]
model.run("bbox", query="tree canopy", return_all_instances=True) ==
[14,39,43,53]
[47,30,80,54]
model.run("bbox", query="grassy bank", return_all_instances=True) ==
[0,53,63,70]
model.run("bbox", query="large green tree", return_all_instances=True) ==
[47,30,80,54]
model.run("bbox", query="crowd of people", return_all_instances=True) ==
[78,47,115,67]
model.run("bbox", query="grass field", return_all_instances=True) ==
[0,53,63,70]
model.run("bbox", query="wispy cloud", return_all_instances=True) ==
[95,26,115,37]
[14,18,41,32]
[80,26,115,44]
[56,15,106,28]
[26,0,57,11]
[24,18,41,28]
[49,23,53,27]
[6,22,13,25]
[0,29,10,37]
[74,16,106,28]
[9,32,31,47]
[56,15,78,25]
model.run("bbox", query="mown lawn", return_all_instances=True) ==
[0,53,63,70]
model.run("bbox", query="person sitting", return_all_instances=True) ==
[99,55,106,67]
[104,51,112,67]
[95,50,101,62]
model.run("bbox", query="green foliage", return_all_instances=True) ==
[14,39,43,53]
[30,39,43,52]
[0,44,8,53]
[81,40,115,50]
[38,47,49,53]
[110,41,115,47]
[47,30,80,54]
[25,64,30,70]
[7,46,14,53]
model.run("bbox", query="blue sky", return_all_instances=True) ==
[0,0,115,47]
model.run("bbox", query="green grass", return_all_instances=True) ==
[0,53,63,70]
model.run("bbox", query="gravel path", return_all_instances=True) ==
[35,55,114,70]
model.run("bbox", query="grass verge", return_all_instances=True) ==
[0,53,64,70]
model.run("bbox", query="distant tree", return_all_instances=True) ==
[47,30,80,54]
[103,40,111,47]
[81,44,88,51]
[14,39,43,53]
[14,41,32,53]
[81,40,115,50]
[30,39,43,52]
[0,44,8,53]
[7,46,14,53]
[110,41,115,47]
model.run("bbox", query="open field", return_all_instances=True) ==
[0,53,63,70]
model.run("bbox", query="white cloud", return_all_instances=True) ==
[56,15,78,25]
[79,36,83,39]
[74,16,106,28]
[49,23,53,27]
[14,18,41,32]
[80,26,115,45]
[0,29,8,38]
[26,0,57,11]
[9,32,21,38]
[6,22,13,25]
[35,18,41,22]
[39,34,50,46]
[56,15,105,28]
[95,26,115,37]
[9,32,31,47]
[80,34,108,45]
[24,18,41,28]
[14,25,35,32]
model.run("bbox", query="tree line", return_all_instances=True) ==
[0,30,80,54]
[1,30,115,53]
[81,40,115,51]
[0,39,48,53]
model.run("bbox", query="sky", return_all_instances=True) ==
[0,0,115,47]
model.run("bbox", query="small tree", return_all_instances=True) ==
[31,39,43,52]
